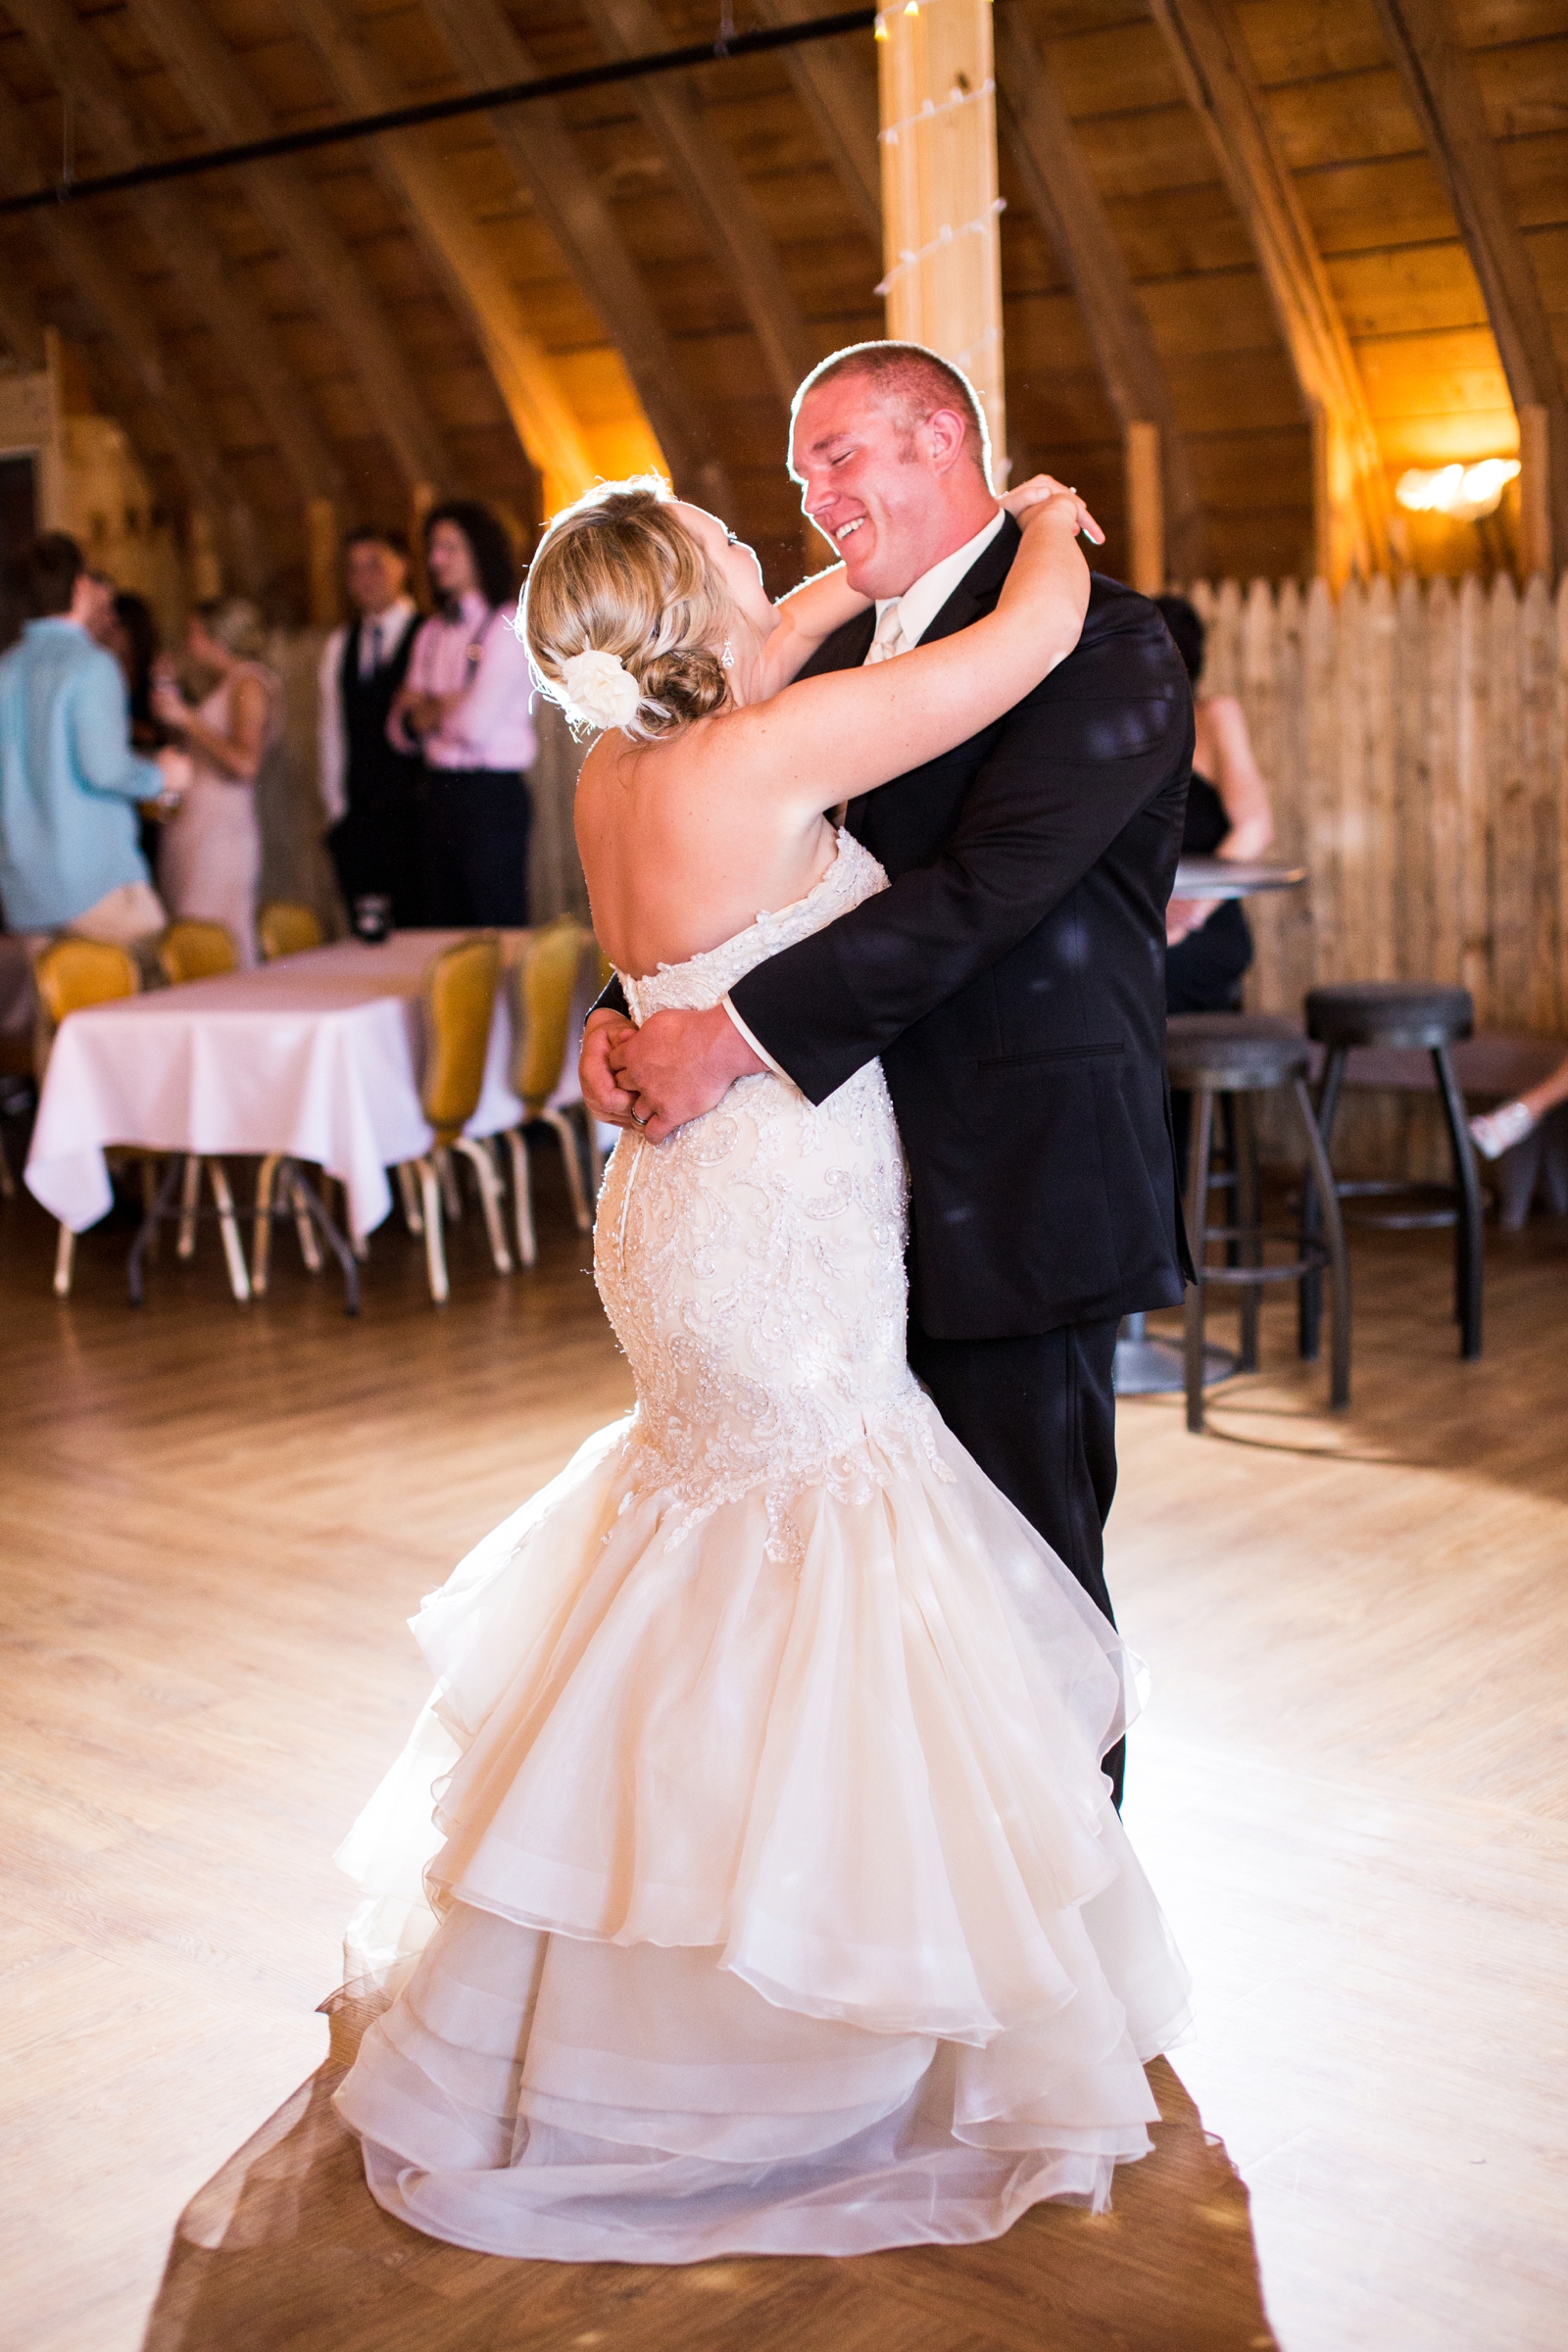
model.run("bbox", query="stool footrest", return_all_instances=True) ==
[1196,1222,1331,1286]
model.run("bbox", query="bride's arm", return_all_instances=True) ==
[753,561,870,699]
[725,492,1096,817]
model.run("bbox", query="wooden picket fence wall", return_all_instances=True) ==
[1187,572,1568,1178]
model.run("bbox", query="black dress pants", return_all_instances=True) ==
[419,767,531,927]
[328,785,424,930]
[906,1312,1126,1808]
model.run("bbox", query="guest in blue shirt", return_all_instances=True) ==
[0,533,171,944]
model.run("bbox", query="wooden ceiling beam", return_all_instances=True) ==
[416,0,730,513]
[576,0,817,410]
[278,0,596,520]
[747,0,881,246]
[8,0,345,513]
[1369,0,1568,576]
[1150,0,1393,584]
[0,253,48,371]
[123,0,452,505]
[0,69,263,575]
[994,8,1204,584]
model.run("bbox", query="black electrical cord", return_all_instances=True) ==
[0,10,877,219]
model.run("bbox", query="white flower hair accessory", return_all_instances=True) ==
[558,647,641,733]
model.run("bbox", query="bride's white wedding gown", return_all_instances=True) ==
[333,832,1191,2260]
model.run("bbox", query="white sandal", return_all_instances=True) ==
[1468,1100,1536,1160]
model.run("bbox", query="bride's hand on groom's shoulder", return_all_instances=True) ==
[1001,474,1105,547]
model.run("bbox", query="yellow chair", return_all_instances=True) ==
[502,918,601,1267]
[398,934,513,1303]
[32,939,140,1297]
[258,901,324,961]
[156,919,249,1297]
[159,919,239,986]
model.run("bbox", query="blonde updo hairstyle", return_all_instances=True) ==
[523,478,734,742]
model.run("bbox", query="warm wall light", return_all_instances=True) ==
[1395,458,1521,520]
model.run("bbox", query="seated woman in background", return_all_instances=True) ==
[152,600,281,968]
[1154,595,1275,1015]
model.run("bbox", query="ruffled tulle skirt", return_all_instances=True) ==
[332,1407,1192,2261]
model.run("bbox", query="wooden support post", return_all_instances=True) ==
[1519,405,1552,584]
[877,0,1006,478]
[1125,422,1165,596]
[307,500,339,630]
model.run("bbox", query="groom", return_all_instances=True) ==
[582,342,1194,1804]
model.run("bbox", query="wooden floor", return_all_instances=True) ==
[2,1135,1565,2352]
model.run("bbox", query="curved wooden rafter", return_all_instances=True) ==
[123,0,454,508]
[279,0,597,521]
[577,0,818,411]
[8,0,346,518]
[994,8,1204,585]
[0,68,264,579]
[1150,0,1394,585]
[1370,0,1568,577]
[417,0,730,513]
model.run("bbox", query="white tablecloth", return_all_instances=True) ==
[25,932,529,1240]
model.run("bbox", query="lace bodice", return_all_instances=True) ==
[596,833,947,1556]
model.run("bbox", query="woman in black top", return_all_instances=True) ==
[1155,597,1275,1014]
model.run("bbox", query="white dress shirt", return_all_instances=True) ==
[316,596,417,826]
[722,510,1007,1077]
[395,590,537,774]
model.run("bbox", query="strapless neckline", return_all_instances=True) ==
[620,831,884,1024]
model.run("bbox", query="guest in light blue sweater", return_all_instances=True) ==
[0,533,170,943]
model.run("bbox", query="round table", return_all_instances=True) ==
[1114,858,1309,1397]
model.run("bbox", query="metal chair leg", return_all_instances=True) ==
[396,1161,424,1235]
[176,1152,202,1257]
[290,1176,323,1273]
[436,1148,462,1220]
[546,1107,593,1233]
[1300,1046,1348,1360]
[1234,1092,1261,1371]
[252,1153,279,1292]
[507,1129,537,1267]
[416,1155,448,1303]
[128,1153,185,1306]
[1294,1076,1350,1407]
[53,1224,74,1297]
[1184,1087,1215,1433]
[1433,1044,1484,1358]
[453,1136,514,1274]
[206,1160,252,1302]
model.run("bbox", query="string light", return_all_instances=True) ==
[875,198,1005,296]
[1395,458,1520,521]
[879,76,996,145]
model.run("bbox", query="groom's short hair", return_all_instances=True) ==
[793,343,991,480]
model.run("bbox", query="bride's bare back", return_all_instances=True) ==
[573,491,1097,980]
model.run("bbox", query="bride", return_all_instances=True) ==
[331,474,1191,2261]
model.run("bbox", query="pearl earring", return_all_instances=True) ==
[720,639,736,669]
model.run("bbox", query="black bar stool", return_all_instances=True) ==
[1167,1015,1351,1434]
[1302,983,1483,1360]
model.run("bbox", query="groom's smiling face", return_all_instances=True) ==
[790,375,998,602]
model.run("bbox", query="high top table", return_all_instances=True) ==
[24,932,528,1294]
[1115,858,1309,1396]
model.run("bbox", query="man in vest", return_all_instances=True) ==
[318,528,423,927]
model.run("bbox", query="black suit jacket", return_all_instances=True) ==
[726,516,1196,1340]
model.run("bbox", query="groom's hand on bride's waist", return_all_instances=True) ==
[603,1005,765,1143]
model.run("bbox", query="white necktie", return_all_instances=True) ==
[864,603,906,664]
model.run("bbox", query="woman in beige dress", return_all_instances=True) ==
[153,600,281,968]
